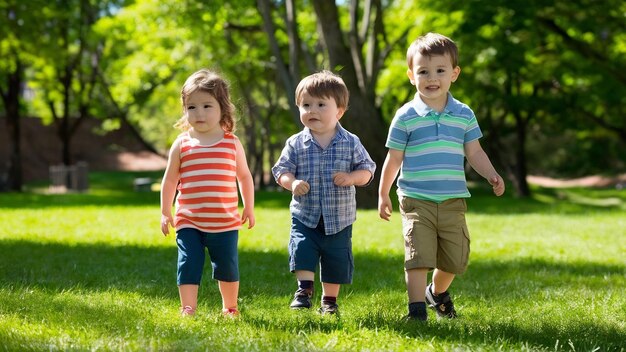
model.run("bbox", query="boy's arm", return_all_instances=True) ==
[378,149,404,220]
[160,139,181,236]
[464,140,505,196]
[277,172,310,196]
[234,138,255,229]
[333,169,373,187]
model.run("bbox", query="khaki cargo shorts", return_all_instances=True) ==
[399,196,470,274]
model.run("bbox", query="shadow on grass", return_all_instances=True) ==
[1,239,623,349]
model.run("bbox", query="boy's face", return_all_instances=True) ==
[298,91,345,135]
[184,90,222,133]
[407,53,460,110]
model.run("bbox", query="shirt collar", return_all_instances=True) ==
[302,122,348,143]
[412,92,463,116]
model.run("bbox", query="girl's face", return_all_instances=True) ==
[184,90,221,133]
[407,53,460,111]
[297,91,344,136]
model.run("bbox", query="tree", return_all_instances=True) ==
[0,0,47,191]
[423,0,626,196]
[257,0,418,206]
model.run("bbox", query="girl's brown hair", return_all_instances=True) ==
[175,69,236,132]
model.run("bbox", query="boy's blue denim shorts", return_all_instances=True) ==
[176,227,239,284]
[288,217,354,284]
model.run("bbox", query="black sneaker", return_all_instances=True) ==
[290,288,313,309]
[425,283,457,318]
[404,302,427,321]
[318,301,339,315]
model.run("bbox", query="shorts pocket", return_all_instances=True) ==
[402,218,417,262]
[460,224,471,269]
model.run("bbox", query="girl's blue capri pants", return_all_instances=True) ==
[176,227,239,284]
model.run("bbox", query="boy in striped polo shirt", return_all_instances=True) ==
[378,33,505,321]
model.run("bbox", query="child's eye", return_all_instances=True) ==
[437,68,446,73]
[204,104,211,108]
[318,103,325,107]
[188,105,195,110]
[302,103,310,108]
[418,70,427,75]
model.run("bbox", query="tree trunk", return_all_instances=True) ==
[311,0,388,208]
[1,61,24,192]
[512,114,531,197]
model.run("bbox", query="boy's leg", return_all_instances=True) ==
[406,268,428,303]
[321,282,340,297]
[289,218,322,309]
[295,270,315,281]
[319,283,341,315]
[405,268,429,320]
[432,269,455,294]
[425,198,468,318]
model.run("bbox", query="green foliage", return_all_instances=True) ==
[0,172,624,350]
[421,0,626,177]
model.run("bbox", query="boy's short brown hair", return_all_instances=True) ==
[295,70,349,110]
[406,33,459,69]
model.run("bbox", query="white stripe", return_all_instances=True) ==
[178,209,238,218]
[179,201,239,209]
[184,219,241,228]
[182,180,236,188]
[180,146,235,157]
[181,158,236,168]
[180,169,236,178]
[179,191,239,199]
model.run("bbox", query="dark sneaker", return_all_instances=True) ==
[290,288,313,309]
[318,301,339,315]
[404,302,427,321]
[425,283,457,318]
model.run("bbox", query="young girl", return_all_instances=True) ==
[160,69,255,317]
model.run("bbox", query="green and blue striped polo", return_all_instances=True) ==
[386,93,482,203]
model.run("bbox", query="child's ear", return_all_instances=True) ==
[406,68,416,85]
[451,66,461,82]
[336,108,346,120]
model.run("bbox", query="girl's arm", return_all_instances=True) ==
[160,138,181,235]
[234,138,255,229]
[464,140,505,196]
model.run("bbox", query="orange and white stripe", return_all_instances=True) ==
[175,133,242,233]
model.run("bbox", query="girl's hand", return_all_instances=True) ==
[241,208,256,229]
[291,180,310,196]
[161,214,174,236]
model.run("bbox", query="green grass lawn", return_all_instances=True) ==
[0,171,625,351]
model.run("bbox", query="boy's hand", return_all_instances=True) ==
[161,214,174,236]
[378,195,393,221]
[291,179,310,196]
[489,175,505,196]
[333,172,353,187]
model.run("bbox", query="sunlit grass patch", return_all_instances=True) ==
[0,171,624,350]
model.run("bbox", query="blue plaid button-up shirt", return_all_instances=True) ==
[272,124,376,235]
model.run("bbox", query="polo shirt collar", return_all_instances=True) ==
[412,92,463,116]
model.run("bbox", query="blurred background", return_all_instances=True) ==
[1,0,624,204]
